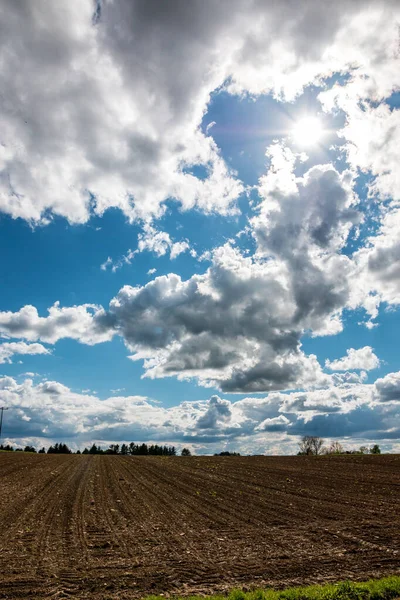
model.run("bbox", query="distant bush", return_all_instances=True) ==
[181,448,191,456]
[214,451,241,456]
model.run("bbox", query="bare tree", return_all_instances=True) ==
[298,435,324,455]
[329,441,344,454]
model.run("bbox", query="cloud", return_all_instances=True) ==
[0,1,398,225]
[100,249,136,273]
[350,208,400,321]
[101,225,191,272]
[374,371,400,403]
[137,225,190,260]
[255,415,290,432]
[195,395,233,430]
[100,257,113,271]
[1,374,399,452]
[0,341,50,364]
[326,346,380,371]
[0,1,399,394]
[252,144,360,335]
[0,0,244,225]
[0,143,367,393]
[0,302,112,345]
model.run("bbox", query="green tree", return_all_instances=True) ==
[181,448,191,456]
[370,444,381,454]
[24,445,36,453]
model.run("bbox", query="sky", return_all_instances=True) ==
[0,0,400,454]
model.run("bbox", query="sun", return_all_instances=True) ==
[292,117,324,147]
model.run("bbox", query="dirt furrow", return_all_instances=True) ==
[0,453,399,599]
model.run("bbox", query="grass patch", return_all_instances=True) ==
[145,576,400,600]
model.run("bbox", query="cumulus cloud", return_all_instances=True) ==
[0,0,399,398]
[0,341,50,364]
[350,208,400,321]
[137,225,190,260]
[1,374,398,452]
[0,0,244,224]
[326,346,380,371]
[252,144,360,335]
[0,143,367,393]
[196,395,233,430]
[0,0,399,225]
[255,415,290,432]
[374,371,400,403]
[0,302,112,345]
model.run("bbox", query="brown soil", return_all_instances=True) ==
[0,453,399,599]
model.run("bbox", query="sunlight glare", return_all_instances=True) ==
[292,117,324,147]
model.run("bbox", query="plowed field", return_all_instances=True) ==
[0,454,399,599]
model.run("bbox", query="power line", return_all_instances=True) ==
[0,407,9,444]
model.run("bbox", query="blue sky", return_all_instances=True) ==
[0,0,399,454]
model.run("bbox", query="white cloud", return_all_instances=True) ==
[100,249,136,273]
[101,225,191,272]
[0,1,399,397]
[137,225,190,260]
[1,374,399,452]
[0,143,369,393]
[0,341,50,364]
[255,415,290,432]
[206,121,216,134]
[350,208,400,320]
[100,257,113,271]
[326,347,380,371]
[0,1,399,225]
[0,302,112,345]
[375,371,400,403]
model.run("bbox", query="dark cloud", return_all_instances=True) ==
[288,407,380,438]
[375,371,400,402]
[196,395,232,430]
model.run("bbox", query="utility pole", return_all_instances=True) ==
[0,407,9,445]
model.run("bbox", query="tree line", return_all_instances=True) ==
[297,436,381,456]
[0,442,177,455]
[1,438,383,456]
[81,443,177,456]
